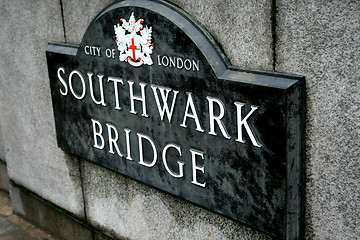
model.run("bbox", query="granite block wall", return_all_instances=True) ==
[0,0,84,217]
[276,1,360,239]
[0,0,358,239]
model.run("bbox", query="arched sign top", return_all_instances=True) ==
[46,1,305,239]
[76,0,300,89]
[87,0,230,76]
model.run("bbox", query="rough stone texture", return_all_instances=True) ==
[82,160,272,240]
[167,0,273,70]
[0,0,84,217]
[276,1,360,239]
[62,0,115,44]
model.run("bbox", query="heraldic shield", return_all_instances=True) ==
[114,12,154,67]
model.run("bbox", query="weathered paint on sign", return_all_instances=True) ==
[46,1,305,239]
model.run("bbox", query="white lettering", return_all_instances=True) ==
[91,119,105,149]
[162,143,184,178]
[57,67,68,95]
[161,56,169,66]
[207,96,231,139]
[105,48,115,59]
[124,128,133,160]
[190,149,206,188]
[128,81,149,117]
[94,46,101,56]
[87,73,106,106]
[106,123,123,157]
[192,60,199,71]
[180,93,204,132]
[169,56,176,68]
[184,59,192,70]
[137,133,157,167]
[156,55,199,71]
[69,70,86,100]
[84,46,90,55]
[177,57,183,69]
[108,76,124,110]
[234,102,261,147]
[84,46,101,56]
[151,85,179,123]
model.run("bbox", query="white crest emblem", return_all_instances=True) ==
[114,12,154,67]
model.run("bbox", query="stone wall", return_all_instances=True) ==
[0,0,358,239]
[276,1,360,239]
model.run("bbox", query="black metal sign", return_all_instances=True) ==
[46,1,305,239]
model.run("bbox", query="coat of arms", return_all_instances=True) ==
[114,12,154,67]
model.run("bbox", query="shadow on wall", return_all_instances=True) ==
[0,125,7,162]
[0,124,10,193]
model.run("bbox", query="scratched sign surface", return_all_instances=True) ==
[46,1,305,239]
